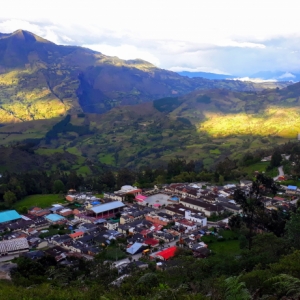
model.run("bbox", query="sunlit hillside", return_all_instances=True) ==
[199,107,300,138]
[0,29,291,123]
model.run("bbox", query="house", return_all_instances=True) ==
[114,185,142,197]
[45,246,68,262]
[28,207,50,217]
[104,220,119,230]
[151,246,177,261]
[179,198,224,217]
[143,238,159,247]
[69,231,84,240]
[286,185,297,195]
[175,219,197,233]
[104,192,124,202]
[135,194,147,203]
[145,213,170,226]
[45,214,66,224]
[184,210,207,226]
[216,197,242,214]
[126,242,146,255]
[153,231,174,242]
[58,209,73,217]
[49,205,64,214]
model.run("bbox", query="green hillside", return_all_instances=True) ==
[0,29,290,123]
[1,81,300,171]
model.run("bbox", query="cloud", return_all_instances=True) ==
[83,43,161,66]
[279,72,296,79]
[169,66,231,75]
[1,1,300,75]
[231,77,278,83]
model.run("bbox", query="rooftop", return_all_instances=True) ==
[155,246,177,260]
[0,210,21,224]
[0,237,29,253]
[45,214,66,222]
[89,201,125,214]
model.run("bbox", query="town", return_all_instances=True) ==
[0,177,298,281]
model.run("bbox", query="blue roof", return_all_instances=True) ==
[0,210,21,223]
[91,201,101,205]
[127,242,143,255]
[288,185,297,190]
[90,201,125,214]
[45,214,66,222]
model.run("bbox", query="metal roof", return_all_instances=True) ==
[0,210,21,223]
[90,201,125,214]
[45,214,66,222]
[0,237,29,253]
[288,185,297,190]
[126,242,144,255]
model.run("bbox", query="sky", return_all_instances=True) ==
[1,0,300,76]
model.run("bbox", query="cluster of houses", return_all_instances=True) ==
[0,180,298,265]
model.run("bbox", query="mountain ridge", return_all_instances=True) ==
[0,29,292,123]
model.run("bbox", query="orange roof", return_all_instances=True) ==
[69,231,84,238]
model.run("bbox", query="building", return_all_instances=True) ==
[69,231,84,240]
[145,213,170,226]
[0,238,29,256]
[28,207,50,217]
[88,201,125,218]
[114,185,142,197]
[103,192,124,202]
[58,209,73,217]
[179,198,224,217]
[184,210,207,226]
[104,220,119,230]
[151,246,177,261]
[175,219,197,233]
[0,210,21,224]
[45,214,66,223]
[286,185,297,195]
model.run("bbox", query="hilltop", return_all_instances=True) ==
[0,29,290,123]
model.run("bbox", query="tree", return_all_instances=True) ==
[3,190,17,207]
[233,188,265,250]
[271,150,282,167]
[53,180,65,194]
[285,208,300,249]
[224,275,251,300]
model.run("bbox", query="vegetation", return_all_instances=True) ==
[13,194,66,210]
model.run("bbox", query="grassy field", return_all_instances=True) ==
[241,162,270,176]
[14,194,67,210]
[201,230,240,255]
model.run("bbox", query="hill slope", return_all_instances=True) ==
[1,82,300,170]
[0,29,291,123]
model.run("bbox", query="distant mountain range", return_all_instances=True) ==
[178,71,236,80]
[0,29,291,123]
[178,70,300,82]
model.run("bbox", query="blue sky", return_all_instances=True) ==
[1,0,300,76]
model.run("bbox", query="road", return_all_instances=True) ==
[273,165,284,181]
[0,254,19,262]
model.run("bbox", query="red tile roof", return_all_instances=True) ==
[144,238,159,246]
[69,231,84,239]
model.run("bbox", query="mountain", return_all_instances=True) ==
[0,30,291,123]
[178,71,236,80]
[1,81,300,172]
[251,71,300,82]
